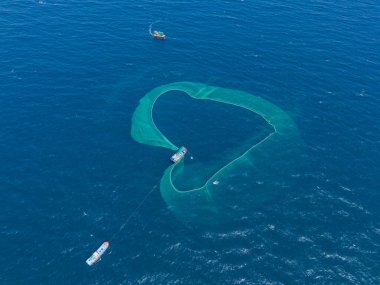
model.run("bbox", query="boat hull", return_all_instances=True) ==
[86,241,109,266]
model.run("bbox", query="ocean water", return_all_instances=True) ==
[1,0,379,284]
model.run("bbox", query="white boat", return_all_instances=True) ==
[86,241,109,266]
[170,146,187,163]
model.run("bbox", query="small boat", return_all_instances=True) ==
[170,146,187,163]
[213,180,219,185]
[86,241,109,266]
[153,30,166,39]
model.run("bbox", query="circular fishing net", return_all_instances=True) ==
[131,82,300,221]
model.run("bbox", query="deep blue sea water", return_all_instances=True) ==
[1,0,379,284]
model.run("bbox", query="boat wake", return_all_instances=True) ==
[149,21,160,36]
[149,21,166,39]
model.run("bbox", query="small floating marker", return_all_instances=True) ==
[190,156,194,160]
[213,180,219,185]
[86,241,109,266]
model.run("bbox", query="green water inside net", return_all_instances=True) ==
[131,82,300,221]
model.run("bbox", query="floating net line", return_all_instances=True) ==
[131,82,299,220]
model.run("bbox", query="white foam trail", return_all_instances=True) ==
[149,21,161,36]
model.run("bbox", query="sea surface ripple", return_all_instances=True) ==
[0,0,379,284]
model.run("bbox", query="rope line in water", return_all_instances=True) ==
[110,185,157,241]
